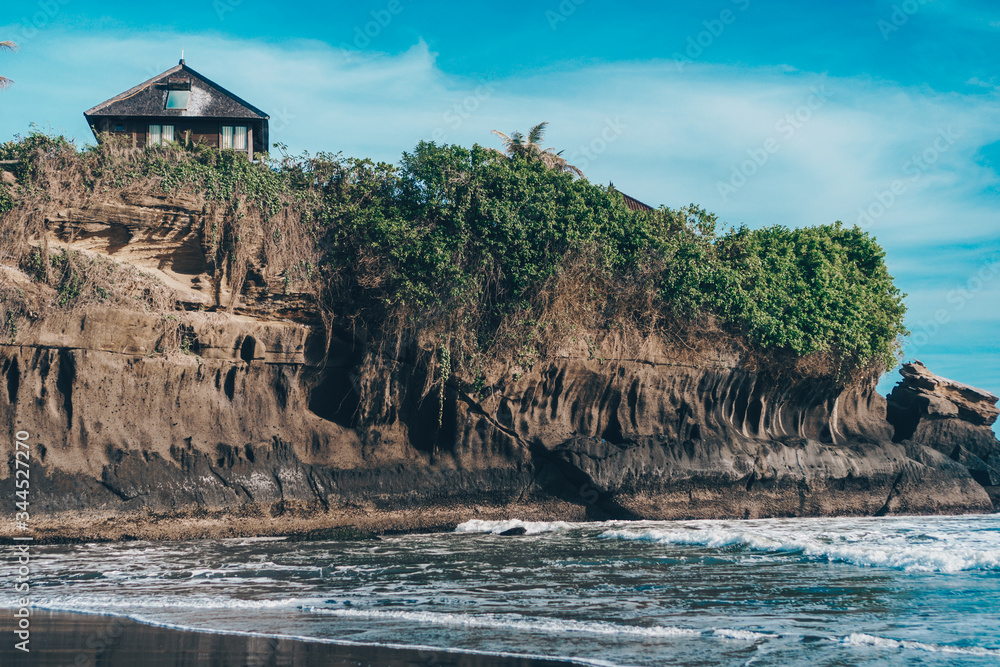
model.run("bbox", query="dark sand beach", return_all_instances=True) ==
[0,609,577,666]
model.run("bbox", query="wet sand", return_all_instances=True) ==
[0,609,577,666]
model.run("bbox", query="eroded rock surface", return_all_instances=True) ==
[2,310,994,541]
[0,196,997,540]
[887,360,1000,505]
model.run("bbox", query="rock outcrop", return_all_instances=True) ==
[0,196,997,541]
[887,360,1000,507]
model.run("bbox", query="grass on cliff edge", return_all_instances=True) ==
[0,131,907,381]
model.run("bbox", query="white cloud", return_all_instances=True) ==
[2,28,999,397]
[5,31,1000,227]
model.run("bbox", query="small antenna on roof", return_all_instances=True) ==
[180,49,185,65]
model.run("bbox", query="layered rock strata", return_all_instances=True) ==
[887,360,1000,508]
[0,196,997,541]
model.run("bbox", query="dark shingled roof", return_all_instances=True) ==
[609,183,655,213]
[84,61,269,120]
[620,191,655,213]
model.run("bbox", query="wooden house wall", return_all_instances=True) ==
[96,118,265,154]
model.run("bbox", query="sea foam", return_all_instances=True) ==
[306,607,781,645]
[455,519,574,535]
[598,519,1000,573]
[843,633,1000,657]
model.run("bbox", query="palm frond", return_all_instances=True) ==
[527,122,548,145]
[491,122,584,178]
[540,151,585,178]
[1,41,15,90]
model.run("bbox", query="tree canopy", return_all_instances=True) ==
[491,122,584,178]
[0,132,908,378]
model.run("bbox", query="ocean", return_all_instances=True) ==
[4,514,1000,666]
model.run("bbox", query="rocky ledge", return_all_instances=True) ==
[1,310,995,542]
[887,360,1000,507]
[0,195,998,541]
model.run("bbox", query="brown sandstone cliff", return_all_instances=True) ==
[887,360,1000,508]
[0,194,996,541]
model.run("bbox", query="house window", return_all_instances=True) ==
[113,123,125,133]
[147,124,175,146]
[166,77,191,109]
[165,90,190,109]
[221,125,248,151]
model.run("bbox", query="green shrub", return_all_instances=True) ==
[0,182,12,214]
[0,131,908,377]
[712,223,907,368]
[0,127,75,182]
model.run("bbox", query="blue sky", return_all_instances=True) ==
[1,0,998,427]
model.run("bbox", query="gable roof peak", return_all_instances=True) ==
[83,61,268,120]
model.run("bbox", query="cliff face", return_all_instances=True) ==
[0,195,996,540]
[887,361,1000,507]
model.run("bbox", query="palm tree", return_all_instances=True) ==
[491,122,584,178]
[0,41,17,90]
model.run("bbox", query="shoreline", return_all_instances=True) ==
[0,501,996,544]
[0,501,587,544]
[0,609,581,666]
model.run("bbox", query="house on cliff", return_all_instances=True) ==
[609,183,655,213]
[84,59,269,159]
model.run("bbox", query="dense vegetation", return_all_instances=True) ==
[0,130,907,379]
